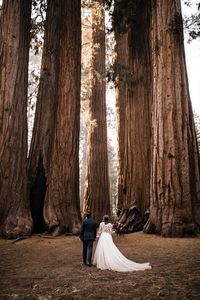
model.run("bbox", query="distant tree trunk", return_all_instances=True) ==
[28,0,61,233]
[0,0,32,238]
[29,0,81,234]
[114,0,127,212]
[194,113,200,153]
[80,122,88,214]
[83,0,110,224]
[43,0,81,234]
[123,0,152,215]
[146,0,200,237]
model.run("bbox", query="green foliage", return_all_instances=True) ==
[106,1,200,42]
[111,0,140,34]
[106,62,126,87]
[106,61,141,88]
[170,12,184,39]
[81,0,93,9]
[183,1,200,42]
[82,0,112,10]
[28,0,46,146]
[30,0,46,55]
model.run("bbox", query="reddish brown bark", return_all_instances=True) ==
[0,0,32,237]
[29,0,81,234]
[123,0,152,215]
[28,0,61,233]
[83,0,110,224]
[146,0,200,236]
[43,0,81,233]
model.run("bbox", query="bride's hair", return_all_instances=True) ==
[103,215,109,224]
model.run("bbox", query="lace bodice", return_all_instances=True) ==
[93,222,152,272]
[97,222,114,237]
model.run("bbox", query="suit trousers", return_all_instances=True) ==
[82,240,93,264]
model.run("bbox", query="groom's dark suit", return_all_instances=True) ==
[80,215,97,266]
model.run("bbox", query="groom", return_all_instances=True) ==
[80,211,97,267]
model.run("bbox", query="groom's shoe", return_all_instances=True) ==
[87,263,92,267]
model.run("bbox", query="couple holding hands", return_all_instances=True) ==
[80,212,151,272]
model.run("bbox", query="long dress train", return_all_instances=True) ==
[93,222,152,272]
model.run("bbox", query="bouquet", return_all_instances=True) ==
[113,222,124,234]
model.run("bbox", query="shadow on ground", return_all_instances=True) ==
[0,232,200,299]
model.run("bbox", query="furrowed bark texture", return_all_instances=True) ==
[123,0,152,215]
[83,0,110,224]
[28,0,61,233]
[43,0,81,233]
[148,0,200,236]
[114,0,127,211]
[0,0,32,237]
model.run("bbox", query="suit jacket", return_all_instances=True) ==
[80,217,97,241]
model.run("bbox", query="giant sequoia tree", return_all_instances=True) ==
[28,0,61,233]
[145,0,200,237]
[29,0,81,234]
[44,0,81,233]
[114,0,127,212]
[0,0,33,237]
[123,0,152,215]
[83,0,110,223]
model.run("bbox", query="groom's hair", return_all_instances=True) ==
[86,212,91,218]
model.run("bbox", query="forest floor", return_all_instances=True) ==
[0,232,200,300]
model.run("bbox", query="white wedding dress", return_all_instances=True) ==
[93,222,152,272]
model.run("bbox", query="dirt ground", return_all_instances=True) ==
[0,232,200,300]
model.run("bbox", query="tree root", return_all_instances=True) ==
[11,236,32,244]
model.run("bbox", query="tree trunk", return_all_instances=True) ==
[114,0,127,212]
[83,0,110,224]
[80,120,88,214]
[28,0,61,233]
[123,0,152,215]
[0,0,32,238]
[43,0,81,234]
[29,0,81,234]
[147,0,200,237]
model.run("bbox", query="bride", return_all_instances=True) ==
[93,215,152,272]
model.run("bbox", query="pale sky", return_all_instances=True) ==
[181,1,200,115]
[184,39,200,115]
